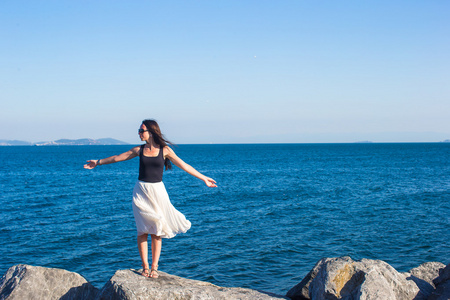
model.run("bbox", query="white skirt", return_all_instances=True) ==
[132,181,191,238]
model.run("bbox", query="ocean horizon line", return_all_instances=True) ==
[1,140,449,146]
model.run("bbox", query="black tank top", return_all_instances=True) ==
[138,145,164,183]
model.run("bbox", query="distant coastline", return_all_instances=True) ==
[1,139,449,146]
[0,138,129,146]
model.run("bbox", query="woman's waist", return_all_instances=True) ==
[137,179,163,184]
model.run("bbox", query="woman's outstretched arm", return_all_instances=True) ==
[84,146,140,169]
[164,146,217,187]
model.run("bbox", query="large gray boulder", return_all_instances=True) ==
[286,257,421,300]
[0,264,98,300]
[96,269,287,300]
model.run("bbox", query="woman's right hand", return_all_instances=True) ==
[84,160,99,169]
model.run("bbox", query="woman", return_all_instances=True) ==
[84,119,217,278]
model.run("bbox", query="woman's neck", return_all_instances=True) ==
[145,139,158,149]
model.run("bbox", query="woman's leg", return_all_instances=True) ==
[150,234,162,277]
[137,233,150,276]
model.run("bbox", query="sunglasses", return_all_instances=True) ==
[138,129,149,134]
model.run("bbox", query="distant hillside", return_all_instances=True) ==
[0,140,32,146]
[36,138,128,146]
[96,138,129,145]
[0,138,128,146]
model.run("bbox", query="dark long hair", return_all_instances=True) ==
[142,119,174,170]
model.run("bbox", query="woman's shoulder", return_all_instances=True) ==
[162,145,175,156]
[130,145,144,153]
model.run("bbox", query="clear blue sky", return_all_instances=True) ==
[1,1,449,144]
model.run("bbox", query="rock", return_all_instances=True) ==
[286,256,421,300]
[408,261,445,288]
[0,264,98,300]
[96,269,287,300]
[286,257,327,300]
[433,263,450,287]
[428,263,450,300]
[407,261,446,299]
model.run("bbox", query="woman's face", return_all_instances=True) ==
[138,124,150,141]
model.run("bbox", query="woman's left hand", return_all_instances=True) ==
[204,177,217,188]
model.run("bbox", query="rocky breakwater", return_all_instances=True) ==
[286,257,449,300]
[1,257,449,300]
[0,265,98,300]
[0,265,285,300]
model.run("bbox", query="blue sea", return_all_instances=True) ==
[1,143,449,295]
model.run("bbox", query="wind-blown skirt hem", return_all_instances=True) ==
[132,181,191,239]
